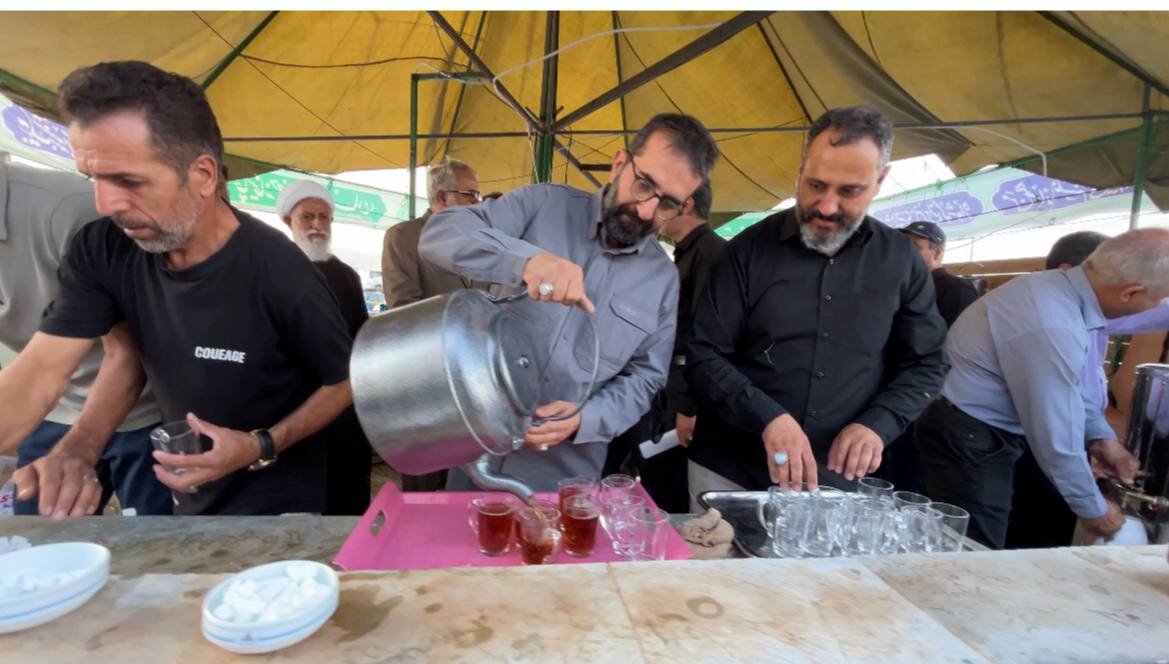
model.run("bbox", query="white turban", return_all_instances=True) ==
[276,180,334,218]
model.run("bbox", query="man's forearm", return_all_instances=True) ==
[0,333,94,454]
[270,379,353,451]
[0,357,69,454]
[54,326,147,464]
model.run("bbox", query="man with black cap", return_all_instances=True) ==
[900,221,979,328]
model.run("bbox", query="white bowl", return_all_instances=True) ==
[201,560,339,654]
[0,542,111,634]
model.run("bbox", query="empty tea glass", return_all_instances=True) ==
[850,498,890,556]
[757,486,790,537]
[902,505,943,553]
[802,488,847,557]
[771,499,812,558]
[929,502,970,553]
[602,494,646,554]
[857,477,894,500]
[149,421,204,474]
[626,506,670,561]
[893,490,932,511]
[599,474,637,504]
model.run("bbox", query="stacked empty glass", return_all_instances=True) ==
[760,478,971,558]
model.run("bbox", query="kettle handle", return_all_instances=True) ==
[488,289,600,426]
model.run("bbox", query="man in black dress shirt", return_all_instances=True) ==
[602,181,725,512]
[277,180,372,515]
[685,105,948,503]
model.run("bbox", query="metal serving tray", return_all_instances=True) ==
[697,490,989,558]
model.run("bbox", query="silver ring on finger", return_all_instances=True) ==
[538,282,555,297]
[773,452,789,466]
[83,472,100,485]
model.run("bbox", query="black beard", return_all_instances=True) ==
[602,202,652,248]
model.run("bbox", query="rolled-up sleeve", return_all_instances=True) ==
[420,188,550,286]
[686,244,785,436]
[1000,327,1108,519]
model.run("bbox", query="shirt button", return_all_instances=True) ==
[828,258,835,265]
[816,370,825,379]
[820,332,829,339]
[809,410,818,418]
[824,294,832,302]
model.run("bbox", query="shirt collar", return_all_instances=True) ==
[591,184,654,255]
[1065,265,1107,331]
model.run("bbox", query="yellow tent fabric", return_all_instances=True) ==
[0,10,1166,215]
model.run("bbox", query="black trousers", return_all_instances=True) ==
[603,393,691,515]
[872,423,926,495]
[916,399,1026,549]
[1006,447,1077,549]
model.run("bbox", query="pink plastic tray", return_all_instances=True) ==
[334,483,693,570]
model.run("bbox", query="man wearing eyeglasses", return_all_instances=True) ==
[420,113,717,490]
[381,157,487,491]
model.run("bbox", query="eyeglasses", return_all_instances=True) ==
[628,159,686,221]
[443,189,481,203]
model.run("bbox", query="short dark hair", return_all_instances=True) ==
[690,180,712,220]
[57,61,225,181]
[1046,231,1109,270]
[629,113,718,181]
[806,105,893,169]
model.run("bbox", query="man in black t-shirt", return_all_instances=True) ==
[277,179,372,515]
[0,61,354,515]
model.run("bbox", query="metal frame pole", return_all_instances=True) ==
[1130,84,1153,229]
[409,74,419,219]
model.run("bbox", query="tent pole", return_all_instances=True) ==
[1130,84,1153,230]
[409,74,419,219]
[535,11,560,183]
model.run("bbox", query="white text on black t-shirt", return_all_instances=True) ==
[194,346,247,364]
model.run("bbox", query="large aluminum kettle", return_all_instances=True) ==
[349,289,597,503]
[1116,362,1169,543]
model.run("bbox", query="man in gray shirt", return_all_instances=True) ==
[420,113,717,490]
[0,160,166,517]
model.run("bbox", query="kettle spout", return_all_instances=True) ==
[462,453,535,504]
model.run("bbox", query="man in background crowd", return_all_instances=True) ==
[916,229,1166,548]
[278,180,372,515]
[2,160,168,518]
[381,158,485,491]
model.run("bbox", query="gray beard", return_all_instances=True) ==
[293,231,332,262]
[794,208,864,257]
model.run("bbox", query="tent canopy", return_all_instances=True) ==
[1,10,1167,220]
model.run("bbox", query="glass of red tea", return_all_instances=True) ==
[516,504,562,565]
[561,493,601,557]
[466,496,516,556]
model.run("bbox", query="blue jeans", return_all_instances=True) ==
[14,420,173,516]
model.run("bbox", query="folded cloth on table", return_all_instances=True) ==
[677,508,735,560]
